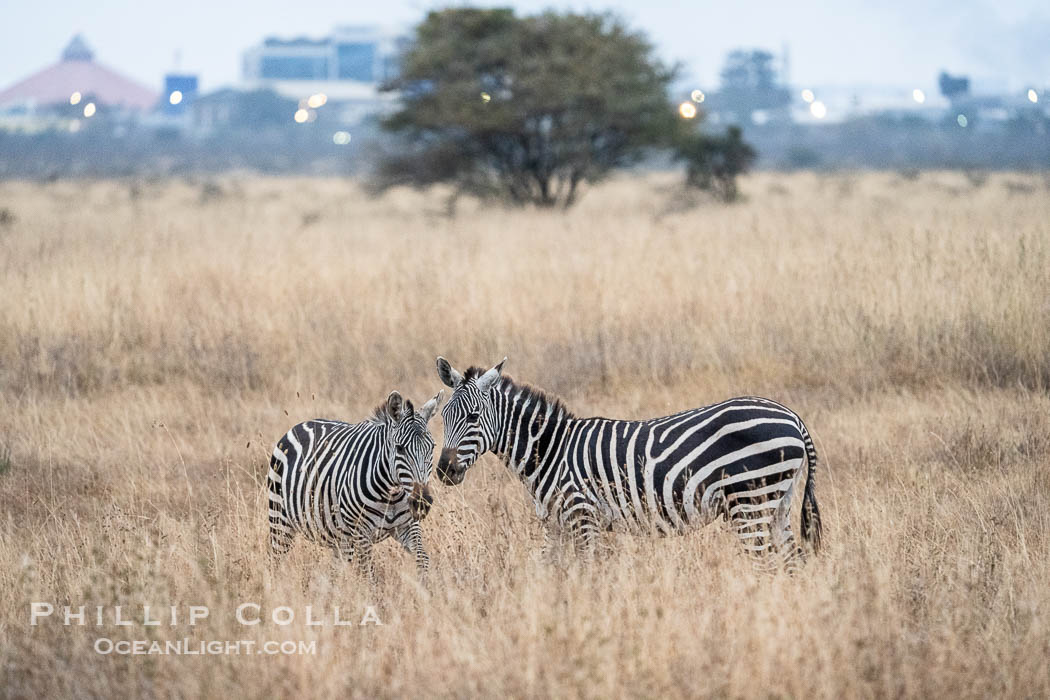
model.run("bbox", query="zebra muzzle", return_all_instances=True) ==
[437,447,466,486]
[409,482,433,520]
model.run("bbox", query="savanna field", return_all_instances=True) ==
[1,172,1049,698]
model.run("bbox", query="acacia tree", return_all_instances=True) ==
[376,9,677,207]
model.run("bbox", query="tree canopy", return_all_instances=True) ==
[376,8,678,207]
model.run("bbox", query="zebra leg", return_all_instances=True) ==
[725,485,778,573]
[557,489,601,558]
[538,490,570,562]
[539,519,581,568]
[730,512,774,571]
[727,480,798,574]
[352,530,376,582]
[267,509,295,563]
[770,482,802,574]
[394,521,429,581]
[540,522,565,559]
[267,453,295,562]
[335,538,355,566]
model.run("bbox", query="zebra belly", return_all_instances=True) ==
[282,478,410,546]
[652,433,806,533]
[372,498,414,540]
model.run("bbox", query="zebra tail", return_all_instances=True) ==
[799,422,823,552]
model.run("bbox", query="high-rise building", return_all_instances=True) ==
[243,26,400,91]
[241,26,402,125]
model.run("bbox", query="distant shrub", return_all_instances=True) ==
[199,181,225,204]
[965,170,988,188]
[674,125,756,202]
[1003,179,1035,195]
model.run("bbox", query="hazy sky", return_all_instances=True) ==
[2,1,1047,95]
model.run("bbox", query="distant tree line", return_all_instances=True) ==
[3,14,1046,185]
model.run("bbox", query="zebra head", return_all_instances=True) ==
[434,356,506,485]
[384,390,443,520]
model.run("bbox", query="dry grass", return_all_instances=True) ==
[1,171,1049,698]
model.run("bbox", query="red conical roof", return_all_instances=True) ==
[0,35,158,111]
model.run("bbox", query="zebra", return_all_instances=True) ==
[434,357,822,570]
[267,389,443,579]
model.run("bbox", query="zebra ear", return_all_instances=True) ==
[477,357,507,393]
[386,391,404,423]
[418,390,444,423]
[436,356,464,389]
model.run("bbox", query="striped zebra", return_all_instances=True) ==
[435,357,822,570]
[267,390,443,579]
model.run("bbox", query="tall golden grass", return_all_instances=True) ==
[1,172,1048,697]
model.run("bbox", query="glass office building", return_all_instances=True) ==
[243,27,396,84]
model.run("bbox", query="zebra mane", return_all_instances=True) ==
[368,399,414,425]
[464,367,575,419]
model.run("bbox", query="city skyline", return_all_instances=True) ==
[1,0,1048,97]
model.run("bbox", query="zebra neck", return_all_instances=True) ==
[370,423,398,490]
[490,379,574,488]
